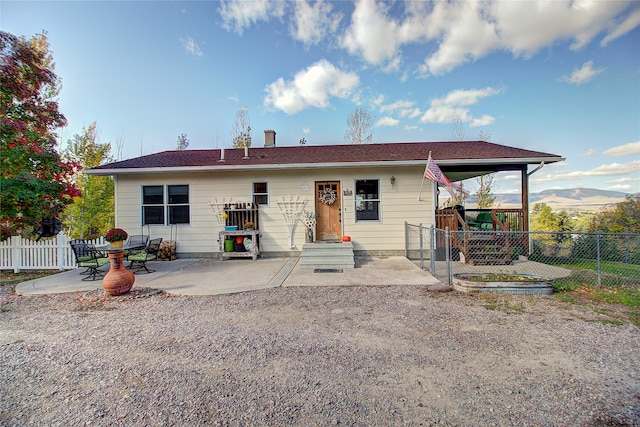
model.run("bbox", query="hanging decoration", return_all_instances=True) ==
[318,186,337,205]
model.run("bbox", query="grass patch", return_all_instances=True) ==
[551,268,640,327]
[0,270,59,287]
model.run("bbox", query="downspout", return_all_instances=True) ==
[113,175,118,227]
[527,161,545,178]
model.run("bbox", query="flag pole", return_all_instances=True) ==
[418,151,431,200]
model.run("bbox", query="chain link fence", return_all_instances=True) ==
[405,222,640,288]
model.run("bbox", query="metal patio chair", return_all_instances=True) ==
[127,238,162,274]
[124,234,149,259]
[69,240,109,281]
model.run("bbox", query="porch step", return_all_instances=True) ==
[466,243,511,265]
[299,242,355,269]
[452,233,512,266]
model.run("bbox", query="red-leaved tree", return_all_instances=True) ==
[0,31,81,239]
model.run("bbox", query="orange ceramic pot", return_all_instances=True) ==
[103,251,135,296]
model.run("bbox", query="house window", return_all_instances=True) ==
[142,186,164,225]
[168,185,190,224]
[142,185,190,225]
[355,179,380,221]
[253,182,268,206]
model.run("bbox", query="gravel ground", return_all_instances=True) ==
[1,283,639,426]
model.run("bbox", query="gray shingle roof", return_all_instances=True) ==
[90,141,562,173]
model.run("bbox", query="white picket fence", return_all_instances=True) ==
[0,233,106,273]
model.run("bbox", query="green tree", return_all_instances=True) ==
[344,107,374,144]
[531,203,574,244]
[176,133,189,150]
[591,195,640,233]
[0,31,80,240]
[61,122,114,239]
[231,106,251,148]
[474,173,497,208]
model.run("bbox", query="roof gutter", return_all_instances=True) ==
[86,156,565,176]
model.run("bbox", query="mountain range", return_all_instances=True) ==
[467,188,632,212]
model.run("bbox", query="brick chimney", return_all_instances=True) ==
[264,130,276,147]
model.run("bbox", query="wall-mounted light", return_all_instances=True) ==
[390,176,396,187]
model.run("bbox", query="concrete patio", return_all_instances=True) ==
[15,256,442,296]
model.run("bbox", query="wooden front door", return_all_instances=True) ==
[315,181,341,241]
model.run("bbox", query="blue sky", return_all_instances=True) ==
[3,0,639,195]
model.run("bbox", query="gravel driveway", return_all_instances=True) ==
[1,284,639,426]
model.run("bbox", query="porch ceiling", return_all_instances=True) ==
[444,164,527,182]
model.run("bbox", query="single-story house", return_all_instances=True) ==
[88,131,564,262]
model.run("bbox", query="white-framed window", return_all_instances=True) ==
[142,185,190,225]
[355,179,380,221]
[253,182,269,206]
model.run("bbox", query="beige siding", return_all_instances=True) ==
[114,166,434,255]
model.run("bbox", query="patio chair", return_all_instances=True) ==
[127,238,162,274]
[124,234,149,259]
[69,240,109,281]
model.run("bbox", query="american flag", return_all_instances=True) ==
[424,153,469,198]
[424,153,453,186]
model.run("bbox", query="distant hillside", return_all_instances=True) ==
[466,188,629,212]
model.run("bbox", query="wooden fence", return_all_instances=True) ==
[0,233,105,273]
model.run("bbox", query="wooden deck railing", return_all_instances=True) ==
[435,208,528,264]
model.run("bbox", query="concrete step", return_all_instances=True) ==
[300,242,355,269]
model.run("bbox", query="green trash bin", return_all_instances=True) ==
[224,239,234,252]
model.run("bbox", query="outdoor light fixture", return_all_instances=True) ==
[390,176,396,186]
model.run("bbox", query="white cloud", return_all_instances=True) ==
[420,87,503,125]
[578,148,597,156]
[603,141,640,157]
[419,2,500,75]
[336,0,638,76]
[470,114,495,128]
[406,108,422,119]
[180,36,203,57]
[404,125,419,131]
[216,0,638,77]
[379,99,414,113]
[531,160,640,184]
[601,7,640,46]
[376,116,399,127]
[560,61,606,85]
[607,176,640,183]
[290,0,342,48]
[303,127,310,134]
[264,60,360,114]
[341,0,401,66]
[219,0,285,35]
[605,176,640,191]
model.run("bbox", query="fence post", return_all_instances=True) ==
[57,232,67,271]
[419,223,424,270]
[445,227,451,286]
[12,235,22,273]
[404,221,408,259]
[596,233,602,287]
[430,225,435,274]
